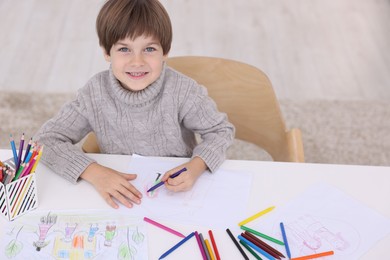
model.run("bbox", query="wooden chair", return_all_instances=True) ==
[82,56,304,162]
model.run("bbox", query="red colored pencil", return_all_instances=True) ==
[208,230,221,260]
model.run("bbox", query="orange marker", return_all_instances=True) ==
[291,250,334,260]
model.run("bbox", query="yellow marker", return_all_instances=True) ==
[205,239,215,260]
[238,206,275,226]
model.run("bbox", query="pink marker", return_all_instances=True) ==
[143,217,185,238]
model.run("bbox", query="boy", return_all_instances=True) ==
[35,0,234,209]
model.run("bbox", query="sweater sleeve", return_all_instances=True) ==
[34,90,96,184]
[181,84,235,172]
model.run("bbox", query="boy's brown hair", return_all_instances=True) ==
[96,0,172,55]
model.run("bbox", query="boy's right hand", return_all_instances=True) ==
[80,162,142,209]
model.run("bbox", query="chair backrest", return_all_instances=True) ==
[82,56,304,162]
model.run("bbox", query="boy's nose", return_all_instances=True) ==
[130,54,144,66]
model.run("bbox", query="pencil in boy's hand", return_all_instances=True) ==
[147,167,187,192]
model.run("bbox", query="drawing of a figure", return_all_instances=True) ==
[64,223,78,242]
[33,212,58,251]
[104,224,117,247]
[287,214,350,254]
[88,224,99,242]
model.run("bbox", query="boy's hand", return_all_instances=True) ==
[80,162,142,209]
[161,157,207,192]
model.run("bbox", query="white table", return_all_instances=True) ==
[1,149,389,259]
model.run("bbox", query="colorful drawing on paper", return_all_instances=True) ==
[1,210,147,260]
[250,182,390,260]
[279,214,358,256]
[144,172,162,198]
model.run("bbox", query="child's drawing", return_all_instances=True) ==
[1,210,148,260]
[5,226,24,258]
[144,172,162,198]
[251,183,390,260]
[282,214,355,256]
[104,223,117,247]
[34,212,58,251]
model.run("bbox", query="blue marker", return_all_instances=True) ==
[159,231,195,259]
[147,167,187,192]
[280,222,291,259]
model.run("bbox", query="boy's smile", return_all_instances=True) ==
[104,35,167,92]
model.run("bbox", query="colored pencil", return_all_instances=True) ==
[20,155,36,178]
[241,225,284,245]
[238,206,275,226]
[158,231,195,259]
[13,162,25,181]
[205,239,215,260]
[19,162,31,179]
[280,222,292,259]
[143,217,185,238]
[242,232,283,259]
[208,230,221,260]
[10,134,18,166]
[30,145,43,173]
[291,250,334,260]
[226,228,249,260]
[23,138,33,162]
[3,170,15,185]
[147,167,187,192]
[238,235,274,260]
[239,240,263,260]
[195,231,208,260]
[24,147,34,164]
[30,144,39,163]
[16,133,25,172]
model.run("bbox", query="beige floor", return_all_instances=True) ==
[0,0,389,101]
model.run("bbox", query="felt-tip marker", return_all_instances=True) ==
[147,167,187,192]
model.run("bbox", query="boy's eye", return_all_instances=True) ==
[118,47,129,52]
[145,47,156,52]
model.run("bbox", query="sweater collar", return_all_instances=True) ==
[109,63,166,106]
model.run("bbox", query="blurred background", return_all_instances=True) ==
[0,0,389,100]
[0,0,389,165]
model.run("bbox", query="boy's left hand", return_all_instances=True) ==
[161,156,207,192]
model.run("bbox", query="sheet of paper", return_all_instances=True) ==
[1,209,148,260]
[121,155,253,229]
[245,182,390,259]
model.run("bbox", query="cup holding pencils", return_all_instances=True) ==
[0,133,42,221]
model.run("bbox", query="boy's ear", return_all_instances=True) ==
[102,48,111,62]
[163,53,169,62]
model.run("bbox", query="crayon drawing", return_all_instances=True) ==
[1,210,148,260]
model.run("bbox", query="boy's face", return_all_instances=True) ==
[104,35,167,92]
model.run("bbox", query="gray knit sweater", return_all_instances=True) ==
[35,64,235,184]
